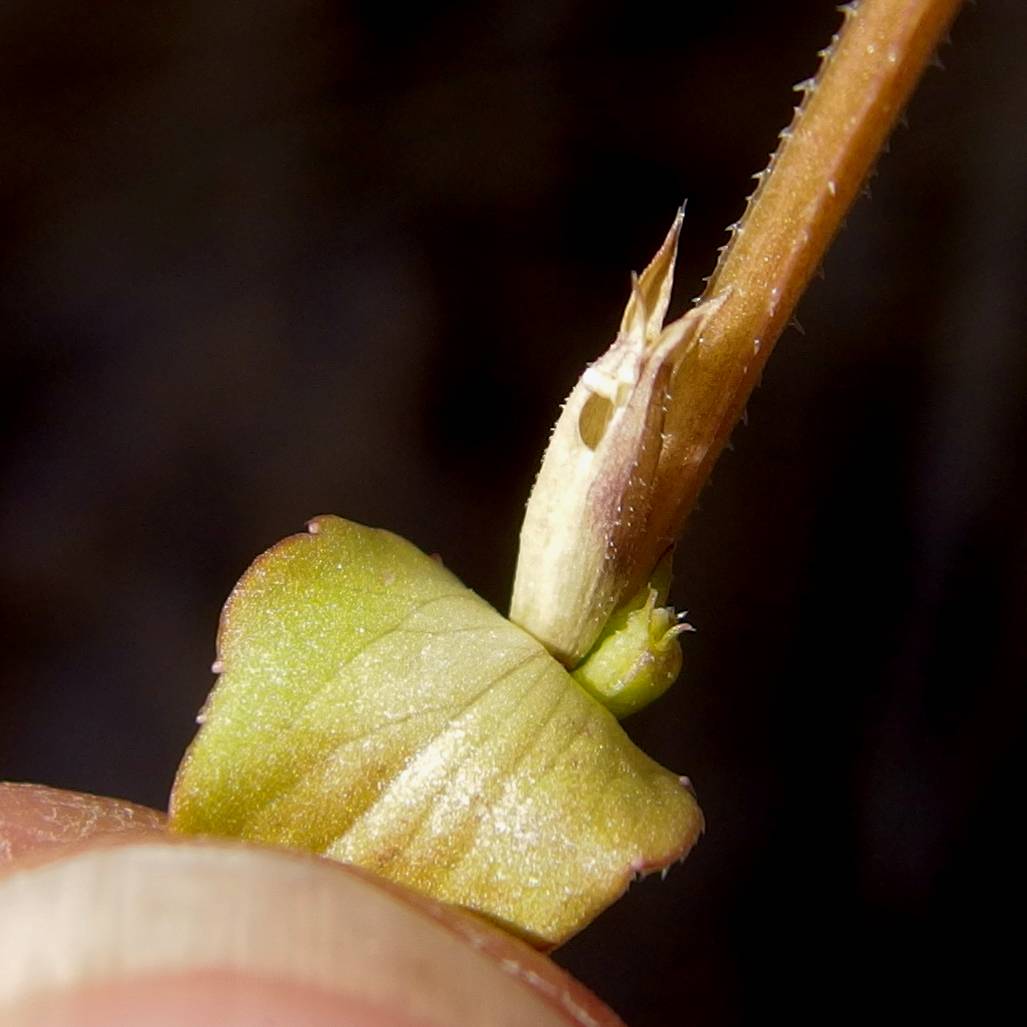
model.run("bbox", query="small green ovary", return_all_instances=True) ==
[572,559,689,719]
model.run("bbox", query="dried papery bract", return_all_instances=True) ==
[511,210,726,666]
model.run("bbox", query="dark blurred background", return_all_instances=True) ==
[2,1,1024,1023]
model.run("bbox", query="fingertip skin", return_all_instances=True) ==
[3,971,438,1027]
[0,783,165,865]
[0,838,626,1027]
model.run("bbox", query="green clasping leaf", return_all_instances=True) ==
[169,516,702,947]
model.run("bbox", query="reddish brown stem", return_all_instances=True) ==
[644,0,963,575]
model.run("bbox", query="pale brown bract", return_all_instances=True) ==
[511,211,726,666]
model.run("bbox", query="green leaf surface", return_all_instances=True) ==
[170,516,702,947]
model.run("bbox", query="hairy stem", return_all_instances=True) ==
[642,0,963,580]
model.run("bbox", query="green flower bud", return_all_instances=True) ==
[572,555,691,718]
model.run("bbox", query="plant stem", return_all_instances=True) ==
[511,0,963,662]
[642,0,963,581]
